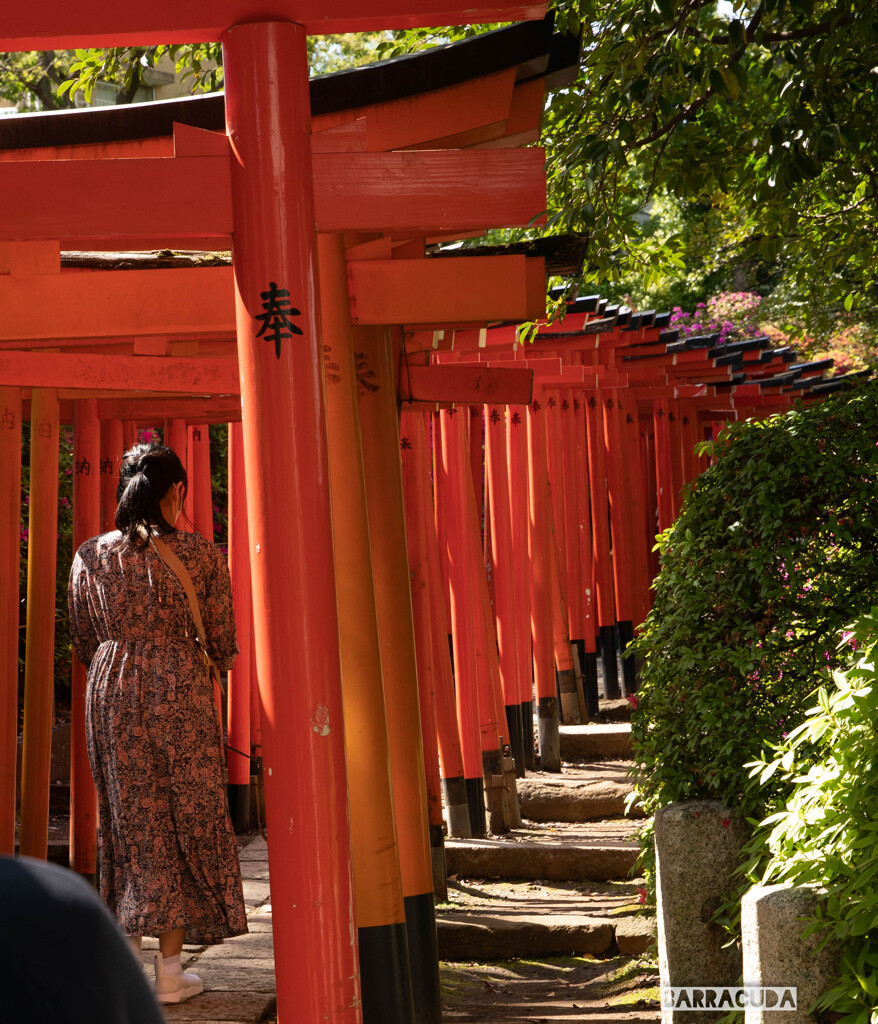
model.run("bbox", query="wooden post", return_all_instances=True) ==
[223,22,360,1023]
[99,419,123,533]
[355,325,441,1024]
[484,406,526,775]
[70,399,100,879]
[226,422,251,832]
[187,424,214,538]
[506,405,535,769]
[19,388,60,860]
[418,414,471,839]
[0,387,22,855]
[321,236,415,1024]
[400,410,449,899]
[585,391,620,699]
[527,397,560,771]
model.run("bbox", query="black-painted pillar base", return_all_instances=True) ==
[600,624,621,699]
[359,921,416,1024]
[404,892,442,1024]
[465,776,486,838]
[537,695,560,771]
[576,642,600,719]
[556,666,580,724]
[441,775,472,838]
[617,619,637,695]
[429,823,447,903]
[227,783,251,834]
[523,700,536,772]
[505,704,526,777]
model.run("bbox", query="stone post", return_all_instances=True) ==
[655,800,749,1024]
[742,884,839,1024]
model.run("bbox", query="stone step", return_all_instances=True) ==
[518,777,644,822]
[437,911,656,961]
[446,838,639,883]
[560,723,632,760]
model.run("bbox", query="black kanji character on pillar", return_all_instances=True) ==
[546,395,556,408]
[75,458,91,476]
[489,409,501,424]
[573,398,581,412]
[99,456,113,475]
[323,345,342,386]
[511,411,522,426]
[255,281,303,359]
[192,427,201,441]
[1,408,15,430]
[400,437,413,451]
[531,400,541,413]
[626,413,634,424]
[445,407,458,418]
[561,399,570,412]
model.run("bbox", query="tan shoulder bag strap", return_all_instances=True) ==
[150,534,224,693]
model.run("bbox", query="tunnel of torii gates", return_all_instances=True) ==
[0,5,863,1023]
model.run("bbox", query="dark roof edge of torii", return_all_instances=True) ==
[0,15,579,152]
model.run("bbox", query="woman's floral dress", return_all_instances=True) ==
[68,529,248,944]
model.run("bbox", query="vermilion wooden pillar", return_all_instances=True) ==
[484,406,526,776]
[654,400,675,534]
[399,410,449,897]
[223,22,359,1023]
[320,236,414,1024]
[545,391,580,723]
[572,391,599,717]
[437,409,487,833]
[19,388,60,860]
[226,422,251,832]
[0,387,22,855]
[70,400,100,879]
[355,325,441,1024]
[584,392,620,699]
[188,424,214,539]
[526,398,560,771]
[417,414,471,839]
[100,419,123,533]
[122,420,138,453]
[602,391,635,697]
[506,405,535,769]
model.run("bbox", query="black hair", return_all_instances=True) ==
[114,443,188,548]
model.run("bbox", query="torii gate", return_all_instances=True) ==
[1,4,549,1023]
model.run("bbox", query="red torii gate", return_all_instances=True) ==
[0,9,554,1024]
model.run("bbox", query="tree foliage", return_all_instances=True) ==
[630,379,878,824]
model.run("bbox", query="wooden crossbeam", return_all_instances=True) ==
[1,1,547,49]
[397,364,533,405]
[0,350,239,392]
[0,267,235,340]
[0,150,546,241]
[348,256,546,325]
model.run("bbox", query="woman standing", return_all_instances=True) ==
[68,443,247,1005]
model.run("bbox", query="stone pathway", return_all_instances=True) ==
[136,834,276,1024]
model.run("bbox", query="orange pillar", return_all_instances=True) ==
[70,400,100,879]
[187,424,214,539]
[585,391,620,699]
[416,414,470,839]
[19,388,60,860]
[400,410,450,896]
[572,392,599,716]
[506,405,535,769]
[437,409,488,833]
[527,397,560,771]
[321,236,415,1024]
[223,22,359,1023]
[122,420,138,452]
[99,419,123,533]
[485,406,526,775]
[355,326,441,1024]
[654,400,675,534]
[0,387,22,855]
[226,422,251,832]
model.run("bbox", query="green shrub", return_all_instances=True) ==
[630,378,878,828]
[744,612,878,1024]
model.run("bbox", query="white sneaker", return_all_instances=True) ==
[154,952,204,1004]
